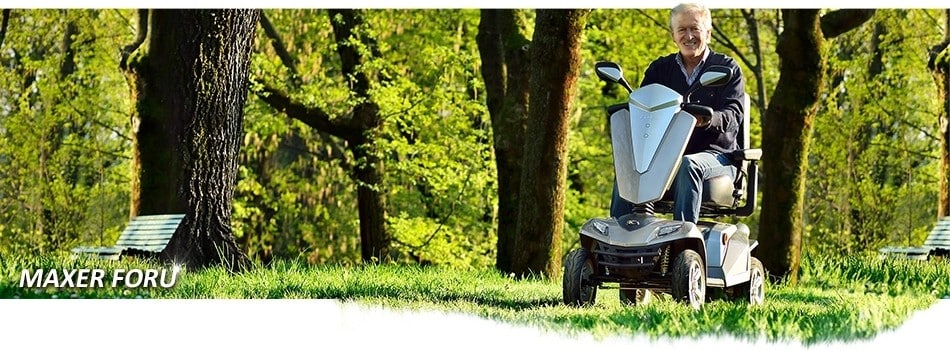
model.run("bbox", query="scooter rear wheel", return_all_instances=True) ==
[671,249,705,309]
[563,248,597,306]
[619,286,652,306]
[732,256,765,305]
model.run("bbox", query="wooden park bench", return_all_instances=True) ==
[880,216,950,260]
[71,214,184,260]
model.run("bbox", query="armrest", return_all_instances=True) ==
[731,148,762,161]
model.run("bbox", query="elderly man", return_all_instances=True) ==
[610,2,746,223]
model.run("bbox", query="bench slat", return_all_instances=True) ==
[71,247,123,254]
[880,246,930,254]
[115,230,175,238]
[124,223,181,230]
[128,214,186,221]
[116,231,176,240]
[116,241,168,250]
[120,224,181,234]
[116,239,173,246]
[924,240,950,247]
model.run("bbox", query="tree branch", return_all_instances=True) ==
[868,140,938,160]
[120,9,148,71]
[256,85,359,141]
[635,9,667,30]
[60,99,134,142]
[868,96,941,141]
[259,11,302,88]
[820,9,875,39]
[0,9,10,50]
[328,9,374,98]
[742,9,768,113]
[712,24,757,74]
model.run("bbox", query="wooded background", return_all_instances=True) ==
[0,9,947,282]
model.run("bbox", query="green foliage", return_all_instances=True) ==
[0,10,134,256]
[807,9,944,254]
[240,9,497,266]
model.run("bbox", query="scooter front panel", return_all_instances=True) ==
[627,83,682,174]
[612,108,696,204]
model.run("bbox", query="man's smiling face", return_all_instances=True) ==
[671,11,710,60]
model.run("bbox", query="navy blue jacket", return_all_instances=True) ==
[640,50,745,154]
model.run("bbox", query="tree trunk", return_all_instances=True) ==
[125,9,260,271]
[476,9,531,273]
[0,9,10,49]
[256,9,391,262]
[329,10,389,262]
[511,9,589,278]
[351,108,389,261]
[931,10,950,219]
[758,10,823,283]
[758,9,872,283]
[125,9,185,218]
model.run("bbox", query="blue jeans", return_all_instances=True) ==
[610,151,735,223]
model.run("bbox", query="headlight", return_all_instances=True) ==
[593,221,609,236]
[657,224,682,237]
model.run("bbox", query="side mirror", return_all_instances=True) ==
[595,61,633,93]
[685,65,733,102]
[698,65,733,87]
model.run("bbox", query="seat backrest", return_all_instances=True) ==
[114,214,185,252]
[740,93,750,150]
[695,93,754,215]
[736,92,751,188]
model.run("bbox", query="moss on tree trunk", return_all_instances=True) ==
[511,9,589,278]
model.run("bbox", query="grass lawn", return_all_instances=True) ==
[1,251,948,344]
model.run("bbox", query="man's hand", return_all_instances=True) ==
[681,103,713,128]
[694,114,711,128]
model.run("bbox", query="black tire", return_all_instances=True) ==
[733,256,765,305]
[671,249,705,309]
[563,248,597,306]
[619,285,651,306]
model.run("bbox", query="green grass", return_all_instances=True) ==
[1,251,948,344]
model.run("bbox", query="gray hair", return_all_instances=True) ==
[669,3,713,31]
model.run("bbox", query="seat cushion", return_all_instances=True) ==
[702,175,735,207]
[655,174,735,212]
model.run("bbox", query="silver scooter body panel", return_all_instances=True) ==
[702,222,757,287]
[579,217,758,288]
[612,83,696,204]
[579,216,703,248]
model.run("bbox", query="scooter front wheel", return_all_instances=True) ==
[563,248,597,306]
[671,249,705,309]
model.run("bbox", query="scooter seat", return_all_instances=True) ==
[702,174,736,208]
[655,173,737,213]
